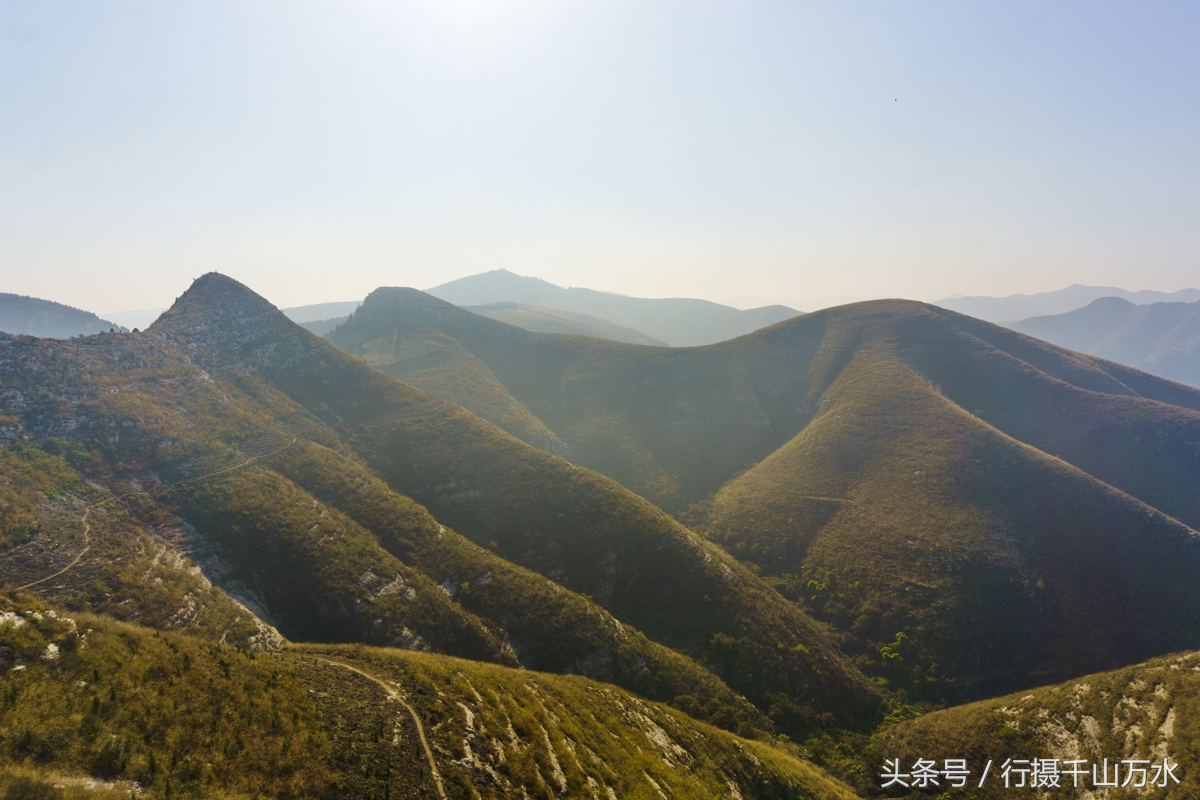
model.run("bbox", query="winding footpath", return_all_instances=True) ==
[15,437,297,592]
[17,506,93,591]
[310,656,447,799]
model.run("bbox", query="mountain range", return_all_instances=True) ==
[427,269,803,346]
[3,272,1199,797]
[0,293,125,338]
[327,287,1200,709]
[1011,296,1200,387]
[0,273,881,796]
[935,283,1200,323]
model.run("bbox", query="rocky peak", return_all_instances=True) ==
[150,273,311,370]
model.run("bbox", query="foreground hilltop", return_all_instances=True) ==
[0,592,859,798]
[326,288,1200,707]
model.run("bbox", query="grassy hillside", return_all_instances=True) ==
[260,437,767,733]
[703,348,1200,702]
[869,648,1199,798]
[326,291,1200,707]
[326,290,1200,520]
[0,325,776,738]
[330,290,564,452]
[147,273,883,732]
[0,335,509,666]
[1012,296,1200,387]
[327,287,807,510]
[465,302,669,345]
[0,275,878,741]
[0,592,336,799]
[698,302,1200,704]
[0,589,865,799]
[288,643,865,800]
[0,445,277,651]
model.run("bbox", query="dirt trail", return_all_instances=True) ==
[15,437,297,592]
[17,506,93,591]
[311,656,447,800]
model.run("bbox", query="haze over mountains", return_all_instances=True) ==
[1012,296,1200,388]
[103,307,167,330]
[427,269,803,346]
[936,283,1200,322]
[465,302,669,346]
[0,293,125,338]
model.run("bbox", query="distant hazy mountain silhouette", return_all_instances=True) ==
[427,269,801,346]
[936,283,1200,322]
[0,292,124,337]
[466,302,668,346]
[1013,296,1200,387]
[282,300,361,323]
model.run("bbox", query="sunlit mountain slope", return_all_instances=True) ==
[326,291,1200,705]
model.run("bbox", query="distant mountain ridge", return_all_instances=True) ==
[427,269,802,346]
[466,302,669,346]
[282,300,361,323]
[0,292,125,337]
[1012,296,1200,387]
[935,283,1200,322]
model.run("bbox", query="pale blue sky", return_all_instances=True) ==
[2,1,1198,312]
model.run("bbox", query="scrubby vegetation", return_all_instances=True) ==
[144,274,882,733]
[6,273,1200,797]
[289,642,862,800]
[869,648,1200,798]
[0,446,78,551]
[0,590,866,799]
[702,349,1200,705]
[265,438,769,734]
[317,289,1200,711]
[0,592,335,799]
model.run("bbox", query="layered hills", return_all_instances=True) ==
[427,268,802,346]
[935,283,1200,322]
[1012,296,1200,387]
[466,302,668,346]
[0,293,124,338]
[7,270,1200,797]
[1,273,885,750]
[326,289,1200,708]
[153,274,882,728]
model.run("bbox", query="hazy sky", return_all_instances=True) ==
[2,1,1198,313]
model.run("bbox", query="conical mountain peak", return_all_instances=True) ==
[150,272,310,368]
